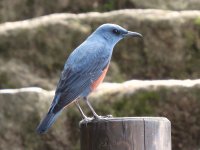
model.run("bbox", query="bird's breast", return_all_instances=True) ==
[91,64,109,90]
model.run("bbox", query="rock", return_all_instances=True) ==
[0,59,55,89]
[130,0,200,10]
[0,10,200,89]
[0,80,200,150]
[1,0,200,23]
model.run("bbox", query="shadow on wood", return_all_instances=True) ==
[80,117,171,150]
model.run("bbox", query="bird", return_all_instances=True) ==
[36,23,142,134]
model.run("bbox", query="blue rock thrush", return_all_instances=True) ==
[37,23,142,134]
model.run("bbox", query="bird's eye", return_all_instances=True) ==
[112,29,120,35]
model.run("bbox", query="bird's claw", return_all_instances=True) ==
[82,117,92,122]
[86,117,93,121]
[79,117,92,127]
[106,114,113,118]
[93,115,101,120]
[93,114,113,120]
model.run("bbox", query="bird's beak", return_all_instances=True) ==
[124,31,143,38]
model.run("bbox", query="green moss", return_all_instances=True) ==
[20,112,46,150]
[184,30,196,47]
[102,0,116,11]
[0,72,17,89]
[89,89,163,118]
[183,24,200,77]
[194,17,200,26]
[112,90,160,116]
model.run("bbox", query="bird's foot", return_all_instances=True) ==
[83,117,92,121]
[93,114,102,120]
[106,114,113,118]
[79,117,92,127]
[80,117,92,124]
[92,114,113,120]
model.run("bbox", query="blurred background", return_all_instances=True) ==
[0,0,200,150]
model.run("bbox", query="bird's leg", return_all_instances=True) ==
[84,97,101,119]
[75,100,88,120]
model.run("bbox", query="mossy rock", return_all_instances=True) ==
[0,82,200,150]
[1,0,200,23]
[0,10,200,89]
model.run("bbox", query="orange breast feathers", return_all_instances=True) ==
[91,64,109,90]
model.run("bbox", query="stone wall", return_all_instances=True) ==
[0,10,200,89]
[0,80,199,150]
[1,0,200,23]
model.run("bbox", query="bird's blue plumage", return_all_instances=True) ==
[36,23,141,134]
[52,41,111,113]
[37,34,111,133]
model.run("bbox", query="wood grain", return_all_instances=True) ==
[80,117,171,150]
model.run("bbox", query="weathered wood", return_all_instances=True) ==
[80,117,171,150]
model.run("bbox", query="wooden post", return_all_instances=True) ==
[80,117,171,150]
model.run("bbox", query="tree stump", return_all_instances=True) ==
[80,117,171,150]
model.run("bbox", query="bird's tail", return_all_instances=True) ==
[36,111,61,134]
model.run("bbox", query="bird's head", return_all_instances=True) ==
[91,23,142,46]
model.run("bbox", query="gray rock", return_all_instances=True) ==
[1,0,200,23]
[0,10,200,89]
[0,80,199,150]
[130,0,200,10]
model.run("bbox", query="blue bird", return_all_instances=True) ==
[36,23,142,134]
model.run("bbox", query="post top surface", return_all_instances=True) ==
[80,116,170,125]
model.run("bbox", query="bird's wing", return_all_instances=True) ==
[51,43,110,113]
